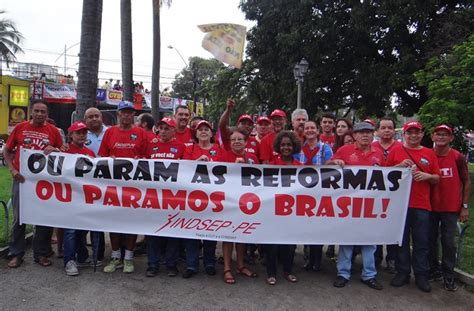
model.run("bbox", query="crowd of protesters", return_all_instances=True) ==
[3,98,471,293]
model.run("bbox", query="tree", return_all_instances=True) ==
[0,10,23,76]
[76,0,103,119]
[416,35,474,152]
[240,1,473,118]
[121,0,133,102]
[151,0,172,121]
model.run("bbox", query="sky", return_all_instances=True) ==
[1,0,255,90]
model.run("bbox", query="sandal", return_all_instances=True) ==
[7,256,23,268]
[237,266,258,278]
[35,256,52,267]
[284,272,298,283]
[223,270,236,284]
[266,276,276,285]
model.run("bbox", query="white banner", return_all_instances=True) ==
[19,149,411,245]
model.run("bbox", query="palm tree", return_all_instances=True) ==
[76,0,103,119]
[0,10,24,77]
[121,0,133,102]
[151,0,172,121]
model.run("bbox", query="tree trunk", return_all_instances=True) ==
[76,0,103,119]
[151,0,161,120]
[121,0,133,102]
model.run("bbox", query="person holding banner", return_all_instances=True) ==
[327,122,384,290]
[259,109,287,164]
[145,117,185,278]
[294,120,333,272]
[99,101,148,274]
[218,127,259,284]
[4,99,64,268]
[429,124,470,291]
[184,120,225,277]
[61,121,96,276]
[174,105,194,145]
[218,98,260,158]
[264,131,302,285]
[386,121,440,293]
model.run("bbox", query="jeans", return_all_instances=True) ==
[375,244,397,262]
[9,180,53,260]
[146,236,178,269]
[337,245,377,281]
[63,229,89,266]
[429,212,458,278]
[264,244,296,277]
[183,238,200,271]
[203,240,217,268]
[396,208,431,278]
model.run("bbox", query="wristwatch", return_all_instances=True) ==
[463,204,469,209]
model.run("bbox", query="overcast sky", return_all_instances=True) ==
[1,0,255,90]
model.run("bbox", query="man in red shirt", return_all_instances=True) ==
[218,98,260,158]
[372,117,402,273]
[145,117,185,278]
[386,121,440,292]
[429,124,471,291]
[327,122,384,290]
[174,105,194,145]
[100,101,148,274]
[291,109,308,142]
[259,109,287,164]
[256,116,272,143]
[4,99,64,268]
[319,113,336,149]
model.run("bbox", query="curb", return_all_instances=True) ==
[455,268,474,286]
[0,232,33,258]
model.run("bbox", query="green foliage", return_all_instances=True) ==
[416,35,474,153]
[0,10,24,66]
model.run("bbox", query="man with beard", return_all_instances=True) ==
[174,105,193,146]
[291,109,308,142]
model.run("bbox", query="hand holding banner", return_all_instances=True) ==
[198,23,246,69]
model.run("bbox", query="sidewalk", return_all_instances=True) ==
[1,245,473,310]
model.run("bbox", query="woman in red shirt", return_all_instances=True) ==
[265,131,301,285]
[218,128,259,284]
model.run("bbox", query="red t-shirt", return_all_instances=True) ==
[218,150,259,164]
[98,126,148,158]
[386,145,441,211]
[175,127,194,146]
[6,121,63,170]
[222,135,260,159]
[259,132,279,163]
[319,133,336,149]
[372,140,402,160]
[183,143,225,161]
[332,144,384,166]
[66,143,95,157]
[431,149,468,213]
[270,156,300,166]
[146,136,185,160]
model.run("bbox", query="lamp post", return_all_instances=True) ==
[293,58,309,109]
[168,45,197,113]
[54,42,81,75]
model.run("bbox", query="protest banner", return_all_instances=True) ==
[19,149,412,245]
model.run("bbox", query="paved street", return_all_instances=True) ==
[1,244,474,311]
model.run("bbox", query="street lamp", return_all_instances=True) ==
[168,45,197,113]
[167,45,188,67]
[293,58,309,109]
[54,42,80,75]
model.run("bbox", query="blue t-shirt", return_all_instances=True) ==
[293,141,333,165]
[85,125,107,155]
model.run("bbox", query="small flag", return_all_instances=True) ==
[198,23,246,69]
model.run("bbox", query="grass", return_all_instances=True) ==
[456,172,474,274]
[0,166,13,246]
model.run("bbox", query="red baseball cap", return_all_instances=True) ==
[68,121,88,133]
[403,121,423,132]
[238,114,254,124]
[433,124,453,134]
[196,120,212,129]
[364,119,376,126]
[270,109,286,119]
[256,116,271,124]
[158,117,176,128]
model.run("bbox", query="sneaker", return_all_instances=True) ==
[205,266,216,276]
[182,269,196,279]
[103,258,123,273]
[65,260,79,276]
[123,259,134,273]
[361,278,383,290]
[443,278,457,292]
[429,270,443,282]
[77,260,92,268]
[146,267,159,277]
[333,276,349,288]
[167,266,179,277]
[390,273,410,287]
[415,277,432,293]
[385,260,396,274]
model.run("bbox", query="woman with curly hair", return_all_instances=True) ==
[265,131,301,285]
